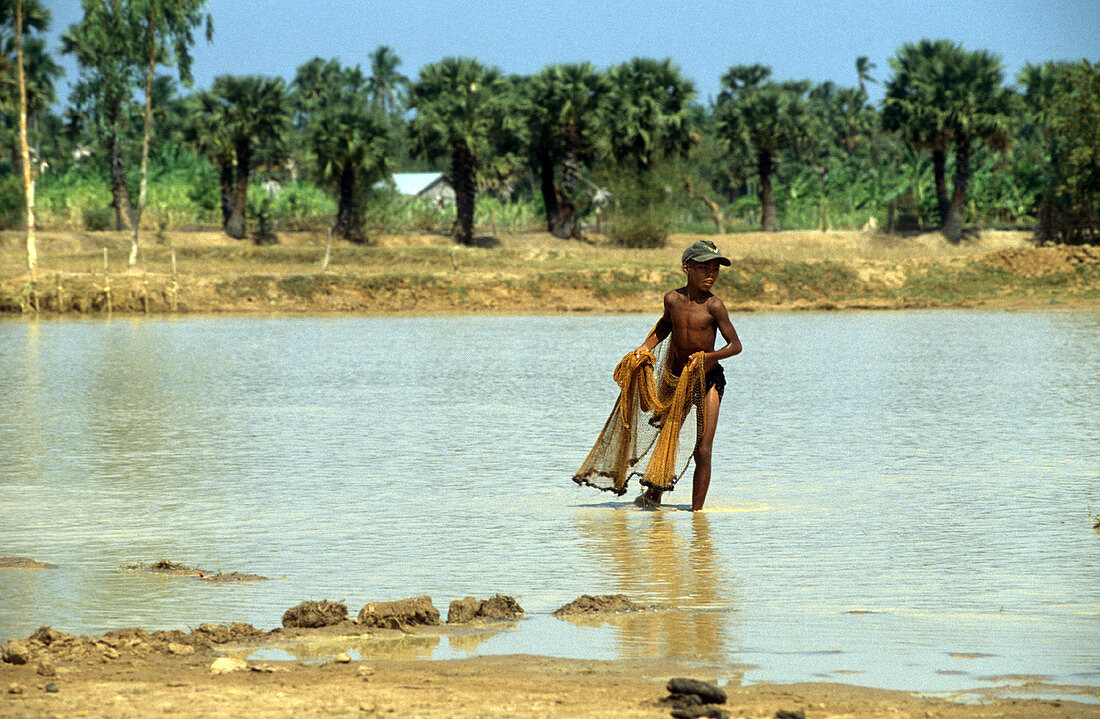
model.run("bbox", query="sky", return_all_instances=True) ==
[42,0,1100,106]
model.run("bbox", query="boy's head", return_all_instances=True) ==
[681,240,731,268]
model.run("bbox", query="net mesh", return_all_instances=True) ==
[573,342,706,496]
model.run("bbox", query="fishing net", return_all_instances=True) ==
[573,341,707,496]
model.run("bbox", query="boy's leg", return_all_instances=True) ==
[691,386,722,511]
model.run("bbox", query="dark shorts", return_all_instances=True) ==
[705,364,726,400]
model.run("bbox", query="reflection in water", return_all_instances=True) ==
[250,633,441,662]
[572,511,738,661]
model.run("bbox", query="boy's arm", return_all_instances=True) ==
[634,293,674,356]
[695,296,742,371]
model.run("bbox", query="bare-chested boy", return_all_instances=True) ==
[633,239,742,511]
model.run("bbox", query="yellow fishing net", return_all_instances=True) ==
[573,344,707,496]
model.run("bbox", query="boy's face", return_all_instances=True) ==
[683,259,722,291]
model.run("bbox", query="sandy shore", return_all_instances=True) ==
[3,620,1098,718]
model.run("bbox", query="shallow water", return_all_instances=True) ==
[1,310,1098,693]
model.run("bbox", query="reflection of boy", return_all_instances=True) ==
[633,240,742,511]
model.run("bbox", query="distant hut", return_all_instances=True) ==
[385,172,455,207]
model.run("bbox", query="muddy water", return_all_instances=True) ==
[1,310,1098,692]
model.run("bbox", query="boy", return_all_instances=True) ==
[634,239,741,511]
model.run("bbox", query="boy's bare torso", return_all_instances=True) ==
[664,288,719,373]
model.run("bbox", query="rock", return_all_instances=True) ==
[667,678,726,704]
[447,597,482,624]
[447,595,524,624]
[44,682,59,693]
[8,683,23,695]
[477,594,524,620]
[30,626,70,646]
[552,594,645,617]
[282,600,348,628]
[775,711,805,719]
[356,665,375,678]
[167,643,194,656]
[334,652,351,664]
[209,657,248,675]
[2,639,31,665]
[358,596,440,629]
[35,659,56,677]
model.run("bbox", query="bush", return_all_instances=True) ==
[600,166,679,248]
[82,206,114,231]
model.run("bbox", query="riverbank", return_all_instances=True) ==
[3,622,1098,719]
[1,229,1098,315]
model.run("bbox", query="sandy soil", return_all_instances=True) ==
[2,617,1098,719]
[3,648,1098,719]
[2,229,1097,315]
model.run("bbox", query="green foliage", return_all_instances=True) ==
[600,164,680,248]
[1020,60,1100,243]
[602,57,695,171]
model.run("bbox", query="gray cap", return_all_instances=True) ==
[681,239,731,266]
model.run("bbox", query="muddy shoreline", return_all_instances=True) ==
[3,620,1098,718]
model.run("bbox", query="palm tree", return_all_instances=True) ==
[715,64,810,231]
[180,87,234,229]
[524,62,606,238]
[208,74,291,239]
[601,57,695,171]
[62,0,142,231]
[300,60,390,242]
[366,45,407,116]
[128,0,212,265]
[882,39,1015,240]
[855,56,877,98]
[408,57,527,245]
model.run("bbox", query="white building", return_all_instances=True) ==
[385,172,454,206]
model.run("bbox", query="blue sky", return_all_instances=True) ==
[43,0,1100,105]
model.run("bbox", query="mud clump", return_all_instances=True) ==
[358,596,440,629]
[282,601,348,628]
[552,594,646,617]
[0,557,58,570]
[3,623,265,665]
[446,594,524,624]
[125,559,268,582]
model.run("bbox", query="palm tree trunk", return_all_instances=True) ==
[130,10,157,266]
[107,108,133,232]
[554,125,581,239]
[536,149,559,234]
[219,159,234,229]
[16,0,36,280]
[942,134,970,242]
[451,143,476,245]
[758,149,779,232]
[931,145,950,227]
[226,141,251,239]
[334,163,363,242]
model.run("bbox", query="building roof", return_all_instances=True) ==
[389,172,449,196]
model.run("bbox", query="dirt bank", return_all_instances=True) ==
[1,230,1097,315]
[3,640,1097,718]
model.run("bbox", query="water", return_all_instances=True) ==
[1,310,1098,694]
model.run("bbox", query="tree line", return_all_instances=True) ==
[2,0,1097,272]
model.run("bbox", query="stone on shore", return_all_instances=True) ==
[358,596,440,629]
[446,594,524,624]
[667,677,727,705]
[281,600,348,628]
[2,639,30,665]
